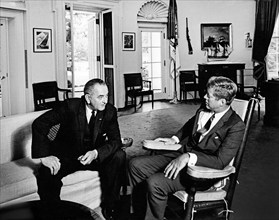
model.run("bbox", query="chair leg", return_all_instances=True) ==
[152,94,154,109]
[184,188,196,220]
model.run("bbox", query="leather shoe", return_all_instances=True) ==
[102,207,115,220]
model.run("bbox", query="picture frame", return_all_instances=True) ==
[200,23,232,51]
[122,32,135,51]
[33,28,52,53]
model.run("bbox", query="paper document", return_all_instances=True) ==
[143,140,181,151]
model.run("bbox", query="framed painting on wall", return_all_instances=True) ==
[201,23,232,59]
[122,32,135,51]
[33,28,52,53]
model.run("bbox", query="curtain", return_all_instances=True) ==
[252,0,279,81]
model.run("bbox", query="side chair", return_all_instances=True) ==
[124,73,154,112]
[167,97,257,220]
[33,81,71,111]
[179,70,200,102]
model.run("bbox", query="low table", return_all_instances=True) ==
[0,200,102,220]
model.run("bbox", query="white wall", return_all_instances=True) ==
[27,0,56,83]
[117,0,256,107]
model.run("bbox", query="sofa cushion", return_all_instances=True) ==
[0,157,100,204]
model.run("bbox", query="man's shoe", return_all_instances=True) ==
[102,207,115,220]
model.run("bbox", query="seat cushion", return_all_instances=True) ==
[0,157,99,204]
[173,189,227,203]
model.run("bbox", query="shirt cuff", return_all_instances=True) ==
[171,135,180,144]
[188,153,197,166]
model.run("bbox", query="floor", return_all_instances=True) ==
[109,99,279,220]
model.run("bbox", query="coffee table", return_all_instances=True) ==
[0,200,102,220]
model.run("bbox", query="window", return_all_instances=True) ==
[266,16,279,80]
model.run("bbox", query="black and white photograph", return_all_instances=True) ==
[0,1,279,220]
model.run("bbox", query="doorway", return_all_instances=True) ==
[140,28,167,100]
[65,4,100,98]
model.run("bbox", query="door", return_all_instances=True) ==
[0,18,11,117]
[140,28,167,100]
[65,3,100,98]
[101,10,115,105]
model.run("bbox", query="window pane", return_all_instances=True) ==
[152,32,161,47]
[152,48,161,62]
[142,64,151,79]
[142,32,151,47]
[142,47,151,63]
[152,63,161,78]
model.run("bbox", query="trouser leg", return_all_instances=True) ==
[37,158,81,202]
[128,152,181,220]
[100,149,126,209]
[145,172,186,220]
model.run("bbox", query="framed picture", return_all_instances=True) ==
[33,28,52,53]
[201,23,232,51]
[122,32,135,51]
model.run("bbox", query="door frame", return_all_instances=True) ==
[138,23,169,100]
[0,8,26,116]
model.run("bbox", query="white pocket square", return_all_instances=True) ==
[214,136,219,139]
[103,133,107,136]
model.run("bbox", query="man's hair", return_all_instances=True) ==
[84,78,107,94]
[206,76,237,105]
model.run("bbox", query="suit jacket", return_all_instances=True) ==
[176,107,245,169]
[32,97,122,163]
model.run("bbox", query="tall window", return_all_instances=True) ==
[266,16,279,80]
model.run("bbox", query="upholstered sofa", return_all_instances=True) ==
[0,110,102,209]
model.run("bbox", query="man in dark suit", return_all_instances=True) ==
[32,78,125,220]
[128,76,245,220]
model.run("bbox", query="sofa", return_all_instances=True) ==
[0,110,102,209]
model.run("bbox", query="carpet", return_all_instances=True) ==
[118,104,200,159]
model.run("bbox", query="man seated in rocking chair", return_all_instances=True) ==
[128,76,245,220]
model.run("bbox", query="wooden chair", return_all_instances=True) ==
[179,70,200,102]
[32,81,71,111]
[167,98,257,220]
[124,73,154,112]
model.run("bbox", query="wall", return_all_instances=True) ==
[0,0,256,112]
[26,1,56,85]
[117,0,256,107]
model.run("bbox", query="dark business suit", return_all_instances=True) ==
[129,107,245,220]
[32,97,125,210]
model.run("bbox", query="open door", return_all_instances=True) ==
[100,10,115,105]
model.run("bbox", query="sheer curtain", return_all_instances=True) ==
[252,0,279,83]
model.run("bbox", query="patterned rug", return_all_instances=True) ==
[118,103,200,159]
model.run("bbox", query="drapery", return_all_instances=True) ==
[167,0,178,41]
[252,0,279,80]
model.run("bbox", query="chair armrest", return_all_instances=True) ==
[187,165,235,179]
[58,88,72,99]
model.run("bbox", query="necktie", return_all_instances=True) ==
[89,110,96,133]
[193,113,215,144]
